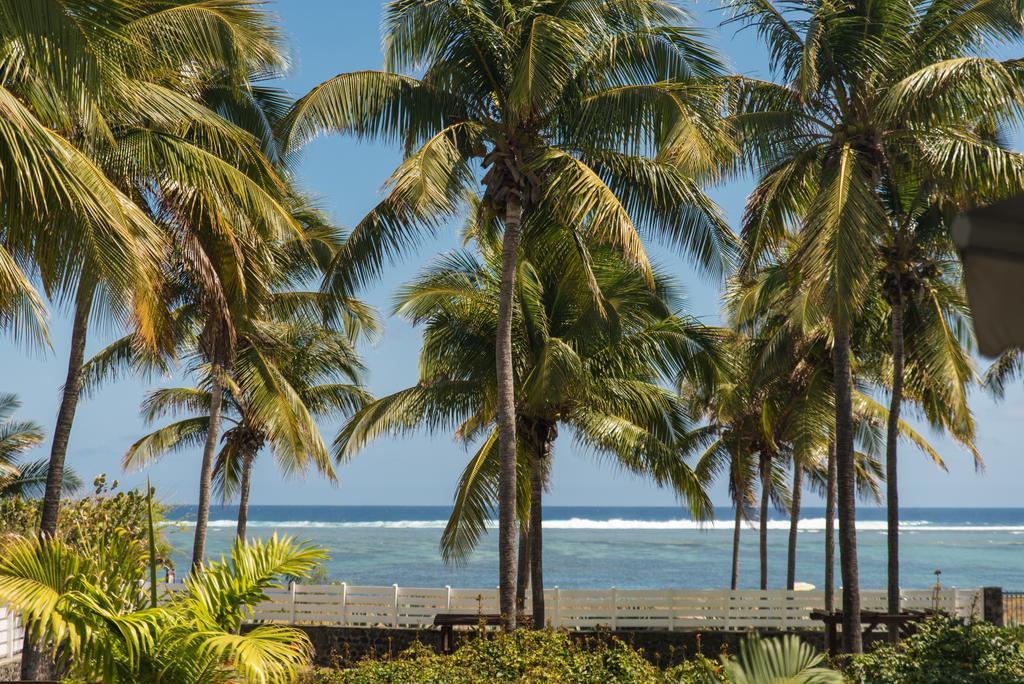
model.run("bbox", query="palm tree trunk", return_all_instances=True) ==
[495,192,524,630]
[21,285,94,681]
[825,441,836,612]
[786,464,803,590]
[759,453,770,590]
[886,296,905,642]
[731,501,742,591]
[833,322,862,654]
[192,366,224,571]
[529,426,548,629]
[236,450,255,541]
[516,525,530,615]
[38,285,94,538]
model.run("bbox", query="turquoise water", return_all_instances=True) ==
[164,506,1024,591]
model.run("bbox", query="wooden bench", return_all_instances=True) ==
[811,609,932,656]
[432,613,532,653]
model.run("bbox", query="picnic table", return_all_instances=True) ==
[432,613,532,653]
[810,609,933,656]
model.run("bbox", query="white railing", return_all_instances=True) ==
[164,583,981,631]
[0,607,23,662]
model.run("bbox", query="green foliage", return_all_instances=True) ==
[848,617,1024,684]
[664,652,728,683]
[305,631,663,684]
[0,529,326,684]
[0,475,173,564]
[302,632,841,684]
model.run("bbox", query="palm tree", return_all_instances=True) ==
[336,226,722,625]
[0,530,324,683]
[722,636,843,683]
[122,320,369,540]
[690,336,787,591]
[730,0,1024,652]
[82,199,374,566]
[871,184,982,639]
[5,6,298,625]
[0,394,82,499]
[281,0,734,626]
[717,255,956,593]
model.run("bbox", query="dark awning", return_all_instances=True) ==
[954,194,1024,357]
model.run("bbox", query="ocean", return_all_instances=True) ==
[164,506,1024,591]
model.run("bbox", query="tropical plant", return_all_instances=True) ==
[703,252,957,593]
[690,330,888,591]
[849,617,1024,684]
[336,226,722,626]
[122,319,369,539]
[282,0,735,625]
[5,11,300,653]
[81,197,376,563]
[0,531,325,683]
[721,636,842,684]
[869,186,980,640]
[0,393,81,498]
[0,476,170,565]
[729,0,1024,651]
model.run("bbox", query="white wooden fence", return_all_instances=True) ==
[165,583,981,631]
[0,607,23,663]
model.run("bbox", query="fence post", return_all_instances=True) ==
[445,585,452,612]
[340,582,348,626]
[552,587,560,628]
[610,587,618,630]
[5,610,13,659]
[983,587,1004,626]
[289,581,297,623]
[393,584,400,628]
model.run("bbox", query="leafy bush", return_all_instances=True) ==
[305,630,661,683]
[848,617,1024,684]
[663,652,727,683]
[0,474,174,566]
[0,532,325,684]
[302,631,840,684]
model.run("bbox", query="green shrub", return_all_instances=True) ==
[302,631,838,683]
[848,617,1024,684]
[663,652,727,683]
[0,474,173,566]
[304,630,663,683]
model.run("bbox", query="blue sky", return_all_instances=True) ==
[2,0,1023,508]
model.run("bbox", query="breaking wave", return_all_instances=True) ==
[171,518,1023,532]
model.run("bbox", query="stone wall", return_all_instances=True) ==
[0,659,20,681]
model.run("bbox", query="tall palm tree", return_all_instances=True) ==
[729,0,1024,645]
[81,200,373,566]
[690,335,787,591]
[4,6,298,627]
[336,226,722,625]
[722,252,957,594]
[281,0,734,626]
[122,320,369,540]
[871,183,983,638]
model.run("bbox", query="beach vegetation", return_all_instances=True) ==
[848,617,1024,683]
[0,475,172,567]
[0,393,81,499]
[0,531,324,683]
[301,631,848,683]
[729,0,1024,649]
[335,227,724,625]
[282,0,736,627]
